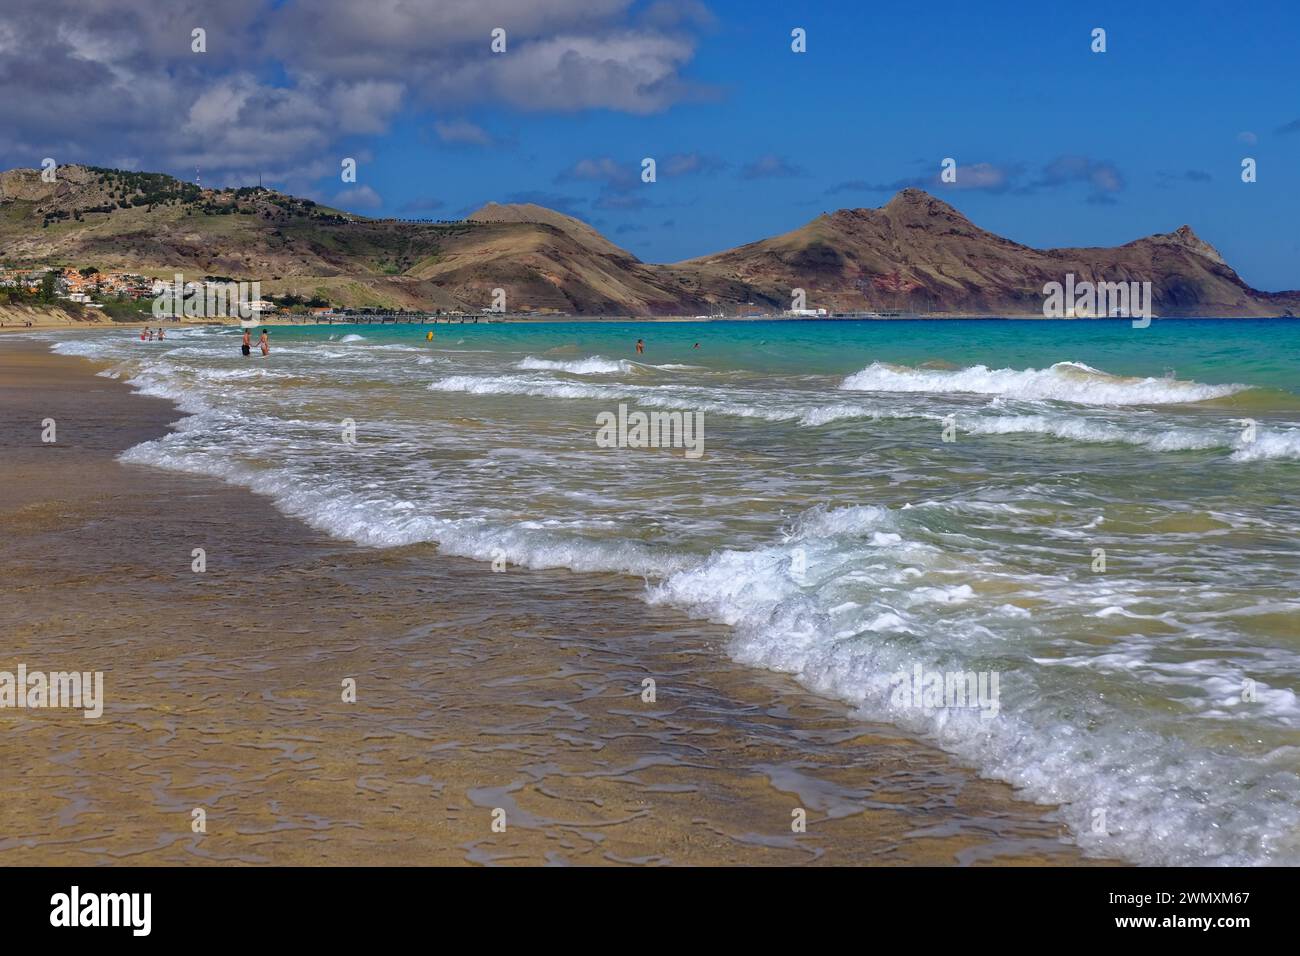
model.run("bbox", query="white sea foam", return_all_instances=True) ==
[840,360,1245,405]
[642,503,1300,866]
[1230,429,1300,461]
[41,329,1300,866]
[119,432,690,581]
[427,371,1290,461]
[430,373,920,429]
[111,410,1300,863]
[194,366,294,382]
[960,414,1225,451]
[516,355,631,375]
[430,374,610,400]
[51,339,118,358]
[797,403,887,427]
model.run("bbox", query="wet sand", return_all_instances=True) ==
[0,339,1113,865]
[0,310,238,334]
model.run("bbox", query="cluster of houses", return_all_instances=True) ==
[0,267,307,318]
[0,266,155,305]
[0,267,477,320]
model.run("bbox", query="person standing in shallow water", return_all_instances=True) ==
[635,338,644,355]
[259,329,269,356]
[242,328,251,356]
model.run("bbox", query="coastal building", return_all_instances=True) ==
[0,267,155,300]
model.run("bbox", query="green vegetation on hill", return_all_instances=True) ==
[100,297,153,321]
[0,285,83,317]
[3,164,1296,316]
[271,292,330,310]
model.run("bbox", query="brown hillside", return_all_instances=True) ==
[1,168,1295,316]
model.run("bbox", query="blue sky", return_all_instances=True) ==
[4,0,1299,288]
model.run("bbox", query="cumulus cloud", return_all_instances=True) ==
[662,152,726,176]
[826,156,1125,204]
[557,157,641,192]
[263,0,710,113]
[0,0,713,186]
[426,32,702,113]
[557,152,723,198]
[1033,155,1124,197]
[948,162,1017,191]
[827,161,1022,195]
[332,185,384,210]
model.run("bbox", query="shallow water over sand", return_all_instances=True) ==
[0,341,1098,865]
[27,318,1300,864]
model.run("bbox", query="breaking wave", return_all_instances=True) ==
[840,360,1246,406]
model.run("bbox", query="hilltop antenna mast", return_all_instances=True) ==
[195,165,201,189]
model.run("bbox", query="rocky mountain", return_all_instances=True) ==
[1,166,1294,316]
[680,189,1298,316]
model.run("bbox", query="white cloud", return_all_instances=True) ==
[0,0,712,183]
[332,185,384,210]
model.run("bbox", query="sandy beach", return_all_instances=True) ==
[0,337,1109,865]
[0,305,245,334]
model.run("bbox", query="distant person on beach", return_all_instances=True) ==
[259,329,270,356]
[140,329,147,341]
[693,342,700,349]
[635,338,644,355]
[157,328,165,340]
[426,330,434,342]
[242,329,251,356]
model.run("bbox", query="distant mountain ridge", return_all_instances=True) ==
[1,165,1295,316]
[682,189,1299,317]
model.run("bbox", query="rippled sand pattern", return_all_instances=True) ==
[0,343,1103,865]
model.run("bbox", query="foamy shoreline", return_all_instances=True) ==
[26,320,1300,864]
[8,310,1296,337]
[0,337,1104,866]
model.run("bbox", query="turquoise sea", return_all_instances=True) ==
[44,317,1300,864]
